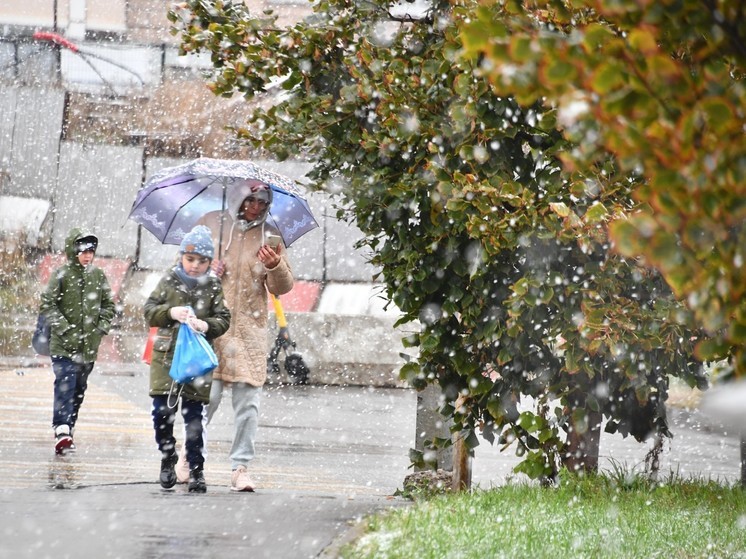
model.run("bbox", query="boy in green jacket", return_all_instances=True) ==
[40,228,116,455]
[143,225,230,493]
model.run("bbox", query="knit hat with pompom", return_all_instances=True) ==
[179,225,214,260]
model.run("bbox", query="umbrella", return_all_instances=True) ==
[128,157,318,251]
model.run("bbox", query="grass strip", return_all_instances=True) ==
[342,475,746,559]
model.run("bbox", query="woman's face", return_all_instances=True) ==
[240,194,269,222]
[181,253,211,277]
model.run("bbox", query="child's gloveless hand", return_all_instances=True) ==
[169,306,191,323]
[187,316,208,333]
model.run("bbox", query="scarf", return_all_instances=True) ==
[174,262,202,290]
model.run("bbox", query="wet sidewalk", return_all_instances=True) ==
[0,363,742,558]
[0,363,416,558]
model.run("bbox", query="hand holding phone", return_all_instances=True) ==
[264,233,282,249]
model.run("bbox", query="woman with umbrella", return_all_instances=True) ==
[191,179,294,492]
[129,158,315,489]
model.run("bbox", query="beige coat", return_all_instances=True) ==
[198,210,293,386]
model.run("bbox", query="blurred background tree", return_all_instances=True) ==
[462,0,746,378]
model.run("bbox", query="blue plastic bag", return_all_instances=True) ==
[168,323,218,384]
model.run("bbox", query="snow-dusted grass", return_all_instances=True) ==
[342,475,746,559]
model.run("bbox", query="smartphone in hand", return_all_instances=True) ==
[264,233,282,249]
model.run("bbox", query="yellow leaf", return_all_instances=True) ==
[648,55,680,82]
[628,28,658,56]
[550,202,570,217]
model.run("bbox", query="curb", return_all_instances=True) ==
[319,517,370,559]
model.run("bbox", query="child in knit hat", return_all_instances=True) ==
[143,225,231,493]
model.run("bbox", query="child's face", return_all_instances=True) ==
[181,253,211,277]
[77,250,95,267]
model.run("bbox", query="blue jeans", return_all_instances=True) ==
[152,395,207,471]
[52,357,94,430]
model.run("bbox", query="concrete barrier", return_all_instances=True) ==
[118,270,416,388]
[109,312,413,388]
[268,312,413,387]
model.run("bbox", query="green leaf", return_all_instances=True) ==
[591,62,625,94]
[583,23,614,50]
[730,321,746,344]
[539,287,554,304]
[648,231,682,272]
[609,219,643,257]
[461,16,507,56]
[694,338,730,361]
[544,58,576,85]
[512,277,530,296]
[565,347,581,374]
[453,73,472,97]
[510,36,535,62]
[497,348,512,366]
[513,450,553,479]
[399,362,422,385]
[701,98,734,134]
[584,201,608,224]
[517,411,546,432]
[282,71,303,90]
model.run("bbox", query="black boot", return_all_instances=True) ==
[160,453,178,489]
[188,466,207,493]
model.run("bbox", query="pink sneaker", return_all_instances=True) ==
[176,446,189,484]
[231,465,255,492]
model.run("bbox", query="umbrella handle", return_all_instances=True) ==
[218,185,227,260]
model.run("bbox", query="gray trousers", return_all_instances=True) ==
[207,380,262,470]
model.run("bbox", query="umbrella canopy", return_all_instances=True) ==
[128,158,318,249]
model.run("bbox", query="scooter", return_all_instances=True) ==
[267,294,310,384]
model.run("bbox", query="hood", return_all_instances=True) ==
[225,179,273,227]
[64,227,98,264]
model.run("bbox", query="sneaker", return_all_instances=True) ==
[231,465,255,492]
[188,467,207,493]
[176,446,189,484]
[159,453,178,489]
[54,433,73,455]
[54,425,73,455]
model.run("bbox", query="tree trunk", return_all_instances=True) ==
[563,408,601,474]
[644,434,663,482]
[741,435,746,488]
[452,431,472,492]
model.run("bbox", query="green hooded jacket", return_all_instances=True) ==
[143,267,231,403]
[39,228,116,363]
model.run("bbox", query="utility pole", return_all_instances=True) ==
[67,0,86,39]
[414,384,453,472]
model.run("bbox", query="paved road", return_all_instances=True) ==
[0,363,742,558]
